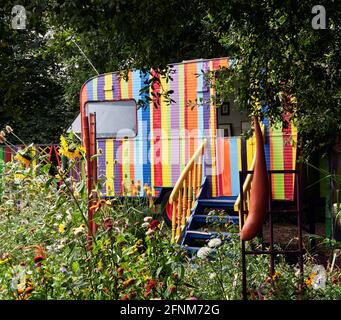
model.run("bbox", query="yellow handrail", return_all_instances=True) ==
[234,125,265,229]
[170,139,207,243]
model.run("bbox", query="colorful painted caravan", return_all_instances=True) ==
[79,58,297,224]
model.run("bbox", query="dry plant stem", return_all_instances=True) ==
[9,132,26,146]
[58,169,96,246]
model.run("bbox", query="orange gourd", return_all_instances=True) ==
[240,116,269,241]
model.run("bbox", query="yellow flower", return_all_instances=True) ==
[0,258,10,265]
[272,271,281,281]
[59,135,85,159]
[58,224,65,234]
[15,154,30,167]
[97,260,103,271]
[305,273,316,287]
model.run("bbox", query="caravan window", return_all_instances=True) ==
[85,100,137,138]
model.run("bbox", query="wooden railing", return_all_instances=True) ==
[234,125,265,230]
[169,139,207,243]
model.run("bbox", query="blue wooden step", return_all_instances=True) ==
[197,196,237,208]
[185,230,234,240]
[191,214,239,224]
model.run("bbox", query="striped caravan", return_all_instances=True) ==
[79,58,297,200]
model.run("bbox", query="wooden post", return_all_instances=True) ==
[187,171,192,219]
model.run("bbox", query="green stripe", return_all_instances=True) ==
[271,128,284,199]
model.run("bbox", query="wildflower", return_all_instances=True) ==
[311,265,326,290]
[97,260,103,271]
[120,294,129,300]
[172,273,179,280]
[197,247,212,259]
[60,266,67,273]
[59,135,85,159]
[117,267,124,277]
[145,279,157,297]
[149,219,160,230]
[168,285,176,294]
[136,180,141,192]
[5,125,13,133]
[58,224,65,234]
[73,224,85,235]
[122,278,136,288]
[15,153,30,167]
[144,216,153,222]
[141,222,150,228]
[272,271,281,281]
[103,217,113,231]
[146,229,154,236]
[33,255,44,264]
[0,258,10,265]
[305,273,316,287]
[209,272,216,280]
[208,238,222,248]
[143,183,149,193]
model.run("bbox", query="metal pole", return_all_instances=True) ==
[240,170,247,300]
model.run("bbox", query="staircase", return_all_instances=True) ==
[180,194,240,255]
[168,128,265,256]
[168,139,241,256]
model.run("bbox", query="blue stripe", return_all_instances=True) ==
[262,108,271,170]
[132,70,144,194]
[230,138,240,196]
[87,80,93,101]
[141,70,151,190]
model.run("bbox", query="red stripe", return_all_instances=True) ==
[152,70,162,187]
[283,123,293,200]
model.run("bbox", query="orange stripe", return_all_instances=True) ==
[186,63,197,156]
[222,139,232,196]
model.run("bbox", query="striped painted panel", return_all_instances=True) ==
[80,58,297,200]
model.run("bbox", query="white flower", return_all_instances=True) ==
[141,222,150,228]
[208,210,215,216]
[197,247,212,259]
[144,216,153,222]
[208,238,222,248]
[73,224,85,235]
[209,272,216,279]
[311,265,326,290]
[146,228,154,236]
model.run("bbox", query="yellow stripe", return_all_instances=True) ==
[104,74,113,100]
[122,140,130,192]
[105,140,114,196]
[237,138,242,171]
[93,78,98,100]
[161,75,171,186]
[121,76,129,99]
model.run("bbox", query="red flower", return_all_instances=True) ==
[33,255,44,264]
[120,294,129,300]
[145,279,157,298]
[149,220,160,230]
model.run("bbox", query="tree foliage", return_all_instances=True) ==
[0,0,340,157]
